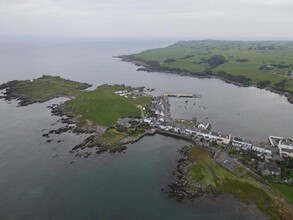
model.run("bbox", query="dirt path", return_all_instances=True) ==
[136,105,145,118]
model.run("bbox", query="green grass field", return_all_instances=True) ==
[128,40,293,94]
[63,86,151,126]
[188,147,291,219]
[2,75,90,103]
[188,148,244,188]
[270,182,293,204]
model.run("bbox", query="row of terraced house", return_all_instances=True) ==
[143,117,258,150]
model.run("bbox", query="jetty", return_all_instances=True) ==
[268,136,284,147]
[163,93,202,98]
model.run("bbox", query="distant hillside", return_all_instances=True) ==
[121,40,293,103]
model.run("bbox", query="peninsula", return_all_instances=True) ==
[0,75,153,152]
[119,40,293,104]
[1,75,292,219]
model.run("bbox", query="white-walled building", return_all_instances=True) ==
[252,146,272,155]
[278,138,293,157]
[216,133,231,145]
[232,137,253,150]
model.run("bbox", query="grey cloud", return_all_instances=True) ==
[0,0,292,39]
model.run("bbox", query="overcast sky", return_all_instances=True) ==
[0,0,292,40]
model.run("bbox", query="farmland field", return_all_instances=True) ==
[124,40,293,95]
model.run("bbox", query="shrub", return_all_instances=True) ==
[163,58,176,63]
[207,55,226,68]
[257,80,271,88]
[236,58,249,63]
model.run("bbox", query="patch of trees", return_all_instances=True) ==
[207,55,226,68]
[260,64,290,71]
[236,58,249,63]
[274,64,290,68]
[143,60,161,68]
[197,68,213,76]
[249,46,277,50]
[163,58,176,63]
[257,80,271,88]
[181,55,194,60]
[276,157,293,178]
[217,71,251,85]
[259,46,276,50]
[220,47,230,51]
[259,65,276,71]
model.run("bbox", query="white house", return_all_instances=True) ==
[197,129,212,140]
[159,125,166,130]
[158,118,164,122]
[216,133,231,145]
[143,118,152,124]
[252,146,272,155]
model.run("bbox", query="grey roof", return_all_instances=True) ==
[211,131,218,136]
[233,137,243,142]
[117,118,131,128]
[200,129,210,134]
[260,162,281,173]
[218,133,229,138]
[281,138,293,146]
[281,148,293,153]
[233,137,253,145]
[243,139,253,145]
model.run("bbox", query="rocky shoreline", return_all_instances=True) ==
[47,103,127,155]
[118,55,293,104]
[167,145,220,203]
[0,78,153,157]
[45,101,157,156]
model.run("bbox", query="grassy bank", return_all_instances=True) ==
[96,128,127,149]
[188,147,292,219]
[96,123,151,149]
[270,182,293,204]
[125,40,293,96]
[63,86,150,126]
[0,75,91,105]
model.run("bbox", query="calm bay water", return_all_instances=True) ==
[0,38,292,140]
[0,38,292,219]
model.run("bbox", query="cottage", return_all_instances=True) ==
[260,162,281,176]
[116,118,132,128]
